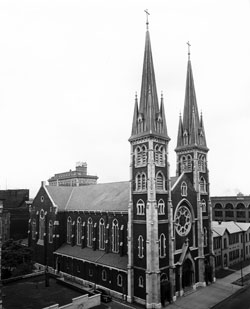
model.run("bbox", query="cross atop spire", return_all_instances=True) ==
[187,41,191,60]
[144,9,150,30]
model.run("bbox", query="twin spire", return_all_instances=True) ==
[130,14,207,150]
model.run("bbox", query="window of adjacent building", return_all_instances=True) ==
[112,219,119,253]
[159,233,166,258]
[117,274,123,287]
[102,269,107,281]
[32,218,36,240]
[138,235,144,258]
[139,276,144,288]
[158,199,165,215]
[181,182,187,197]
[89,268,93,277]
[39,209,45,241]
[156,172,164,191]
[99,218,105,250]
[137,200,145,215]
[225,203,234,218]
[87,218,93,248]
[48,220,53,243]
[200,177,206,193]
[77,217,82,246]
[67,216,72,244]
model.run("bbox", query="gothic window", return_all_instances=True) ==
[99,218,105,250]
[102,269,107,281]
[204,227,208,247]
[135,173,147,191]
[156,172,165,191]
[39,209,45,241]
[117,274,123,287]
[67,216,72,244]
[87,217,93,248]
[137,200,145,215]
[76,217,82,246]
[158,199,165,215]
[138,235,144,258]
[112,219,119,253]
[198,154,206,172]
[141,173,147,190]
[175,205,192,237]
[159,233,166,258]
[183,130,188,145]
[139,276,144,287]
[201,199,206,212]
[48,220,53,243]
[187,155,192,171]
[181,182,187,197]
[31,218,36,240]
[141,145,147,165]
[135,146,141,166]
[155,144,165,166]
[135,145,147,167]
[200,177,206,193]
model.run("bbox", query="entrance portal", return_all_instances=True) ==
[182,259,193,289]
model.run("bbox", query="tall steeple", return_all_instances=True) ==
[176,48,207,150]
[130,25,169,141]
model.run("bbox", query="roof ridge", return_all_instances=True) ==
[65,187,75,210]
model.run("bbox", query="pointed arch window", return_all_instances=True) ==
[201,199,206,212]
[135,146,141,166]
[48,220,53,243]
[204,227,208,247]
[187,155,192,171]
[67,216,72,244]
[39,209,45,241]
[135,145,147,167]
[155,144,165,166]
[112,219,119,253]
[31,218,36,240]
[158,199,165,215]
[137,200,145,215]
[138,235,144,258]
[198,154,206,172]
[117,274,123,287]
[87,217,93,248]
[139,276,144,288]
[181,155,187,172]
[99,218,105,250]
[141,145,147,165]
[156,172,165,191]
[181,182,188,197]
[200,177,206,193]
[76,217,82,246]
[159,233,166,258]
[135,173,147,191]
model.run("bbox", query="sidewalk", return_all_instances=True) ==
[165,264,250,309]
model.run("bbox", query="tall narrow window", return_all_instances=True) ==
[102,269,107,281]
[87,217,93,247]
[138,235,144,258]
[183,130,188,145]
[141,173,147,190]
[139,276,144,287]
[200,177,206,193]
[77,217,82,246]
[187,155,192,171]
[201,199,206,212]
[137,200,145,215]
[136,173,142,191]
[156,172,164,190]
[99,218,105,250]
[181,155,187,172]
[39,210,45,241]
[158,199,165,215]
[159,233,166,258]
[198,154,206,172]
[135,146,141,166]
[204,227,208,247]
[32,219,36,240]
[117,274,123,287]
[141,145,147,165]
[67,216,72,244]
[48,220,53,243]
[181,182,187,196]
[112,219,119,253]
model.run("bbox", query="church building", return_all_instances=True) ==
[28,19,214,308]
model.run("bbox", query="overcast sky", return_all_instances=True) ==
[0,0,250,198]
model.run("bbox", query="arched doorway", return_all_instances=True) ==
[182,259,193,289]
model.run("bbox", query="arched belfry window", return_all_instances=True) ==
[99,218,105,250]
[138,235,144,258]
[135,145,147,167]
[67,216,72,244]
[181,182,187,197]
[76,217,82,246]
[187,155,192,171]
[141,145,147,165]
[112,219,119,253]
[155,144,165,166]
[135,146,141,166]
[159,233,166,258]
[135,173,147,191]
[137,200,145,215]
[39,209,45,241]
[158,199,165,215]
[156,172,165,191]
[198,154,206,172]
[200,177,206,193]
[181,155,186,173]
[87,217,93,248]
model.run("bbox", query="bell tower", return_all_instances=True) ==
[127,13,170,308]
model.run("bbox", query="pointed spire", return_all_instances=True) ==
[159,92,168,136]
[131,93,139,136]
[177,113,183,147]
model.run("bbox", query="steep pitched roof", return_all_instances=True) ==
[45,181,130,212]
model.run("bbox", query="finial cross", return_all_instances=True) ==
[187,41,191,59]
[144,9,150,30]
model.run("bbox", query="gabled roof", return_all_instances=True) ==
[45,181,130,212]
[235,222,250,232]
[212,221,246,235]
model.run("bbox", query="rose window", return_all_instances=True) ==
[175,205,192,236]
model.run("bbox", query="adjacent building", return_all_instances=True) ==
[48,162,98,187]
[28,22,214,308]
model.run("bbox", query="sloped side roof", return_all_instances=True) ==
[235,222,250,232]
[212,221,244,234]
[45,181,130,212]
